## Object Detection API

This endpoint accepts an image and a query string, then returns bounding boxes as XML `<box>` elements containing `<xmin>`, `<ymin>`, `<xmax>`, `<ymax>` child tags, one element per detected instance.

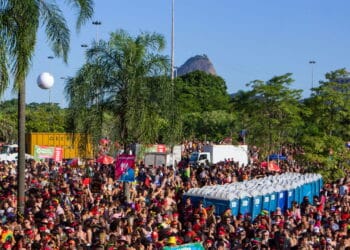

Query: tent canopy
<box><xmin>268</xmin><ymin>154</ymin><xmax>287</xmax><ymax>161</ymax></box>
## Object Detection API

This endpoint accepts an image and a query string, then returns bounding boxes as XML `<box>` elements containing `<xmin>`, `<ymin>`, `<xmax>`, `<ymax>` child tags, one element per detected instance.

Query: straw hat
<box><xmin>167</xmin><ymin>236</ymin><xmax>177</xmax><ymax>245</ymax></box>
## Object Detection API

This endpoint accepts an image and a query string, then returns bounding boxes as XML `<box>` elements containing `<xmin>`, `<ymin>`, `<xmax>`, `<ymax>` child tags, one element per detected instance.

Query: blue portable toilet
<box><xmin>183</xmin><ymin>188</ymin><xmax>204</xmax><ymax>207</ymax></box>
<box><xmin>269</xmin><ymin>189</ymin><xmax>278</xmax><ymax>212</ymax></box>
<box><xmin>229</xmin><ymin>196</ymin><xmax>240</xmax><ymax>217</ymax></box>
<box><xmin>239</xmin><ymin>192</ymin><xmax>252</xmax><ymax>216</ymax></box>
<box><xmin>277</xmin><ymin>188</ymin><xmax>287</xmax><ymax>212</ymax></box>
<box><xmin>315</xmin><ymin>175</ymin><xmax>321</xmax><ymax>195</ymax></box>
<box><xmin>295</xmin><ymin>182</ymin><xmax>302</xmax><ymax>204</ymax></box>
<box><xmin>315</xmin><ymin>174</ymin><xmax>323</xmax><ymax>197</ymax></box>
<box><xmin>310</xmin><ymin>175</ymin><xmax>317</xmax><ymax>199</ymax></box>
<box><xmin>251</xmin><ymin>191</ymin><xmax>262</xmax><ymax>220</ymax></box>
<box><xmin>285</xmin><ymin>185</ymin><xmax>295</xmax><ymax>209</ymax></box>
<box><xmin>302</xmin><ymin>181</ymin><xmax>313</xmax><ymax>202</ymax></box>
<box><xmin>204</xmin><ymin>198</ymin><xmax>230</xmax><ymax>216</ymax></box>
<box><xmin>185</xmin><ymin>195</ymin><xmax>204</xmax><ymax>208</ymax></box>
<box><xmin>319</xmin><ymin>175</ymin><xmax>324</xmax><ymax>190</ymax></box>
<box><xmin>261</xmin><ymin>189</ymin><xmax>271</xmax><ymax>212</ymax></box>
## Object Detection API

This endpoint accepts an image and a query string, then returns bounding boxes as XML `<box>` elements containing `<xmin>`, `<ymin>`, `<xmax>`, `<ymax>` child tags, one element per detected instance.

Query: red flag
<box><xmin>82</xmin><ymin>178</ymin><xmax>91</xmax><ymax>186</ymax></box>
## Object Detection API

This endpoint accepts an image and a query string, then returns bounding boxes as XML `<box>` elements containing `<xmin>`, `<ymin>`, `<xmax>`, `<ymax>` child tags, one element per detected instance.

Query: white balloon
<box><xmin>37</xmin><ymin>72</ymin><xmax>54</xmax><ymax>89</ymax></box>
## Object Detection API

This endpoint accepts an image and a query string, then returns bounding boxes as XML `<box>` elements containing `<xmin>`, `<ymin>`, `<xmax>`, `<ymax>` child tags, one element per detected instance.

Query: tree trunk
<box><xmin>17</xmin><ymin>81</ymin><xmax>26</xmax><ymax>216</ymax></box>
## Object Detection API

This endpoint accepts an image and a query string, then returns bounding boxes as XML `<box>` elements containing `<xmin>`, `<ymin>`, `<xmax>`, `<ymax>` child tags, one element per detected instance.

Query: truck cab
<box><xmin>189</xmin><ymin>152</ymin><xmax>211</xmax><ymax>166</ymax></box>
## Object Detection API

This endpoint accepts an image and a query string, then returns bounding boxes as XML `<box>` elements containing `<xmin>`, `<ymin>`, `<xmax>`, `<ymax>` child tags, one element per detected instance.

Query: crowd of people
<box><xmin>0</xmin><ymin>144</ymin><xmax>349</xmax><ymax>249</ymax></box>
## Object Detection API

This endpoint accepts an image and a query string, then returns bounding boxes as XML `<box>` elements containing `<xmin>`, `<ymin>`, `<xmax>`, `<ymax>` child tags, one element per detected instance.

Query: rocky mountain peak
<box><xmin>176</xmin><ymin>54</ymin><xmax>217</xmax><ymax>76</ymax></box>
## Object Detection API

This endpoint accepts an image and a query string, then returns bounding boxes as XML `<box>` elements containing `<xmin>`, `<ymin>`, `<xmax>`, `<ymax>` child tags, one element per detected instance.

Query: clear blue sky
<box><xmin>4</xmin><ymin>0</ymin><xmax>350</xmax><ymax>107</ymax></box>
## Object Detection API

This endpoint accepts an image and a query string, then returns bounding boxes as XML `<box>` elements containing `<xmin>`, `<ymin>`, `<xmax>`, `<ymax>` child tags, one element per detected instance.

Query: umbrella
<box><xmin>261</xmin><ymin>161</ymin><xmax>281</xmax><ymax>172</ymax></box>
<box><xmin>268</xmin><ymin>161</ymin><xmax>281</xmax><ymax>172</ymax></box>
<box><xmin>96</xmin><ymin>155</ymin><xmax>115</xmax><ymax>165</ymax></box>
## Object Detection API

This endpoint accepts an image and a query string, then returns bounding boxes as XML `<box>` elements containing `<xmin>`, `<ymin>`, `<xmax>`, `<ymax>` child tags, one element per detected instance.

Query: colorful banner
<box><xmin>119</xmin><ymin>168</ymin><xmax>135</xmax><ymax>182</ymax></box>
<box><xmin>115</xmin><ymin>154</ymin><xmax>135</xmax><ymax>182</ymax></box>
<box><xmin>163</xmin><ymin>243</ymin><xmax>204</xmax><ymax>250</ymax></box>
<box><xmin>34</xmin><ymin>145</ymin><xmax>63</xmax><ymax>162</ymax></box>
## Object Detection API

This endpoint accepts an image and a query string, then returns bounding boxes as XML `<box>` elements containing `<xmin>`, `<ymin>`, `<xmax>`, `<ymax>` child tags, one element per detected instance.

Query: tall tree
<box><xmin>0</xmin><ymin>0</ymin><xmax>93</xmax><ymax>215</ymax></box>
<box><xmin>176</xmin><ymin>70</ymin><xmax>231</xmax><ymax>114</ymax></box>
<box><xmin>175</xmin><ymin>70</ymin><xmax>231</xmax><ymax>141</ymax></box>
<box><xmin>306</xmin><ymin>68</ymin><xmax>350</xmax><ymax>138</ymax></box>
<box><xmin>300</xmin><ymin>69</ymin><xmax>350</xmax><ymax>181</ymax></box>
<box><xmin>65</xmin><ymin>29</ymin><xmax>171</xmax><ymax>149</ymax></box>
<box><xmin>234</xmin><ymin>73</ymin><xmax>303</xmax><ymax>156</ymax></box>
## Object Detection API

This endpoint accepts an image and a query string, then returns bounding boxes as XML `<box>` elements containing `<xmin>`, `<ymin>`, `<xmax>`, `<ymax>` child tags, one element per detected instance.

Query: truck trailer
<box><xmin>25</xmin><ymin>132</ymin><xmax>93</xmax><ymax>160</ymax></box>
<box><xmin>189</xmin><ymin>144</ymin><xmax>248</xmax><ymax>167</ymax></box>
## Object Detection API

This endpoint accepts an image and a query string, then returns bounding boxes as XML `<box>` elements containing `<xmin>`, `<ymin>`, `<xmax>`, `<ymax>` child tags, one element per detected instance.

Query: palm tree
<box><xmin>65</xmin><ymin>29</ymin><xmax>173</xmax><ymax>149</ymax></box>
<box><xmin>0</xmin><ymin>0</ymin><xmax>94</xmax><ymax>215</ymax></box>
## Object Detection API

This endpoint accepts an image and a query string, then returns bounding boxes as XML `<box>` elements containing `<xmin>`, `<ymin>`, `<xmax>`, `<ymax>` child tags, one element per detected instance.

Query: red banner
<box><xmin>115</xmin><ymin>154</ymin><xmax>135</xmax><ymax>180</ymax></box>
<box><xmin>54</xmin><ymin>147</ymin><xmax>63</xmax><ymax>162</ymax></box>
<box><xmin>157</xmin><ymin>144</ymin><xmax>166</xmax><ymax>153</ymax></box>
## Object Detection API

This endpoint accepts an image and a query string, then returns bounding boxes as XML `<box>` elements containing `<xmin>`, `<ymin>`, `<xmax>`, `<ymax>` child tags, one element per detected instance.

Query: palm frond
<box><xmin>39</xmin><ymin>1</ymin><xmax>70</xmax><ymax>62</ymax></box>
<box><xmin>0</xmin><ymin>37</ymin><xmax>9</xmax><ymax>96</ymax></box>
<box><xmin>66</xmin><ymin>0</ymin><xmax>94</xmax><ymax>31</ymax></box>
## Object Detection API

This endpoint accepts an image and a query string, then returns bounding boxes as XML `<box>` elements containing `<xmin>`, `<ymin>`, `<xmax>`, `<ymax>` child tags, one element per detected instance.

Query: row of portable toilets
<box><xmin>184</xmin><ymin>173</ymin><xmax>323</xmax><ymax>220</ymax></box>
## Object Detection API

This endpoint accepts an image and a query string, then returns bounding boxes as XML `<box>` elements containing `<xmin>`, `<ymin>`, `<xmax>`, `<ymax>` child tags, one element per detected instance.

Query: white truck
<box><xmin>189</xmin><ymin>144</ymin><xmax>249</xmax><ymax>167</ymax></box>
<box><xmin>143</xmin><ymin>145</ymin><xmax>182</xmax><ymax>168</ymax></box>
<box><xmin>0</xmin><ymin>144</ymin><xmax>34</xmax><ymax>162</ymax></box>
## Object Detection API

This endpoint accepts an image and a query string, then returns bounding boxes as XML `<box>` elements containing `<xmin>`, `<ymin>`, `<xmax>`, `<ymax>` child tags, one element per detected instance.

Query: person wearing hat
<box><xmin>217</xmin><ymin>229</ymin><xmax>230</xmax><ymax>249</ymax></box>
<box><xmin>204</xmin><ymin>238</ymin><xmax>214</xmax><ymax>249</ymax></box>
<box><xmin>166</xmin><ymin>236</ymin><xmax>177</xmax><ymax>246</ymax></box>
<box><xmin>171</xmin><ymin>212</ymin><xmax>182</xmax><ymax>231</ymax></box>
<box><xmin>169</xmin><ymin>220</ymin><xmax>180</xmax><ymax>234</ymax></box>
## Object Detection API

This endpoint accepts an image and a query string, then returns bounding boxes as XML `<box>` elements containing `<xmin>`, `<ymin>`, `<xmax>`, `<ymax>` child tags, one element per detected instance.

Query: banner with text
<box><xmin>34</xmin><ymin>145</ymin><xmax>63</xmax><ymax>162</ymax></box>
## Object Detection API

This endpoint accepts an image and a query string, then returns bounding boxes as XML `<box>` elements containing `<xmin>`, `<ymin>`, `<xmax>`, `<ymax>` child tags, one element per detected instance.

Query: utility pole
<box><xmin>309</xmin><ymin>60</ymin><xmax>316</xmax><ymax>89</ymax></box>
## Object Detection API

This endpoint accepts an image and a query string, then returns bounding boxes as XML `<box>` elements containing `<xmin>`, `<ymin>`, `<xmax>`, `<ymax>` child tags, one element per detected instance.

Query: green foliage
<box><xmin>298</xmin><ymin>69</ymin><xmax>350</xmax><ymax>182</ymax></box>
<box><xmin>65</xmin><ymin>30</ymin><xmax>174</xmax><ymax>147</ymax></box>
<box><xmin>182</xmin><ymin>110</ymin><xmax>235</xmax><ymax>142</ymax></box>
<box><xmin>304</xmin><ymin>69</ymin><xmax>350</xmax><ymax>138</ymax></box>
<box><xmin>175</xmin><ymin>71</ymin><xmax>232</xmax><ymax>141</ymax></box>
<box><xmin>0</xmin><ymin>100</ymin><xmax>17</xmax><ymax>143</ymax></box>
<box><xmin>176</xmin><ymin>71</ymin><xmax>231</xmax><ymax>113</ymax></box>
<box><xmin>0</xmin><ymin>100</ymin><xmax>68</xmax><ymax>142</ymax></box>
<box><xmin>26</xmin><ymin>102</ymin><xmax>67</xmax><ymax>132</ymax></box>
<box><xmin>298</xmin><ymin>135</ymin><xmax>349</xmax><ymax>182</ymax></box>
<box><xmin>232</xmin><ymin>73</ymin><xmax>303</xmax><ymax>156</ymax></box>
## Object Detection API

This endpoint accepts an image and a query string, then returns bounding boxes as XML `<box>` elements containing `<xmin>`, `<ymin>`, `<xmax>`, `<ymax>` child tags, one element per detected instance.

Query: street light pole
<box><xmin>92</xmin><ymin>21</ymin><xmax>102</xmax><ymax>41</ymax></box>
<box><xmin>309</xmin><ymin>60</ymin><xmax>316</xmax><ymax>89</ymax></box>
<box><xmin>47</xmin><ymin>56</ymin><xmax>54</xmax><ymax>104</ymax></box>
<box><xmin>171</xmin><ymin>0</ymin><xmax>175</xmax><ymax>80</ymax></box>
